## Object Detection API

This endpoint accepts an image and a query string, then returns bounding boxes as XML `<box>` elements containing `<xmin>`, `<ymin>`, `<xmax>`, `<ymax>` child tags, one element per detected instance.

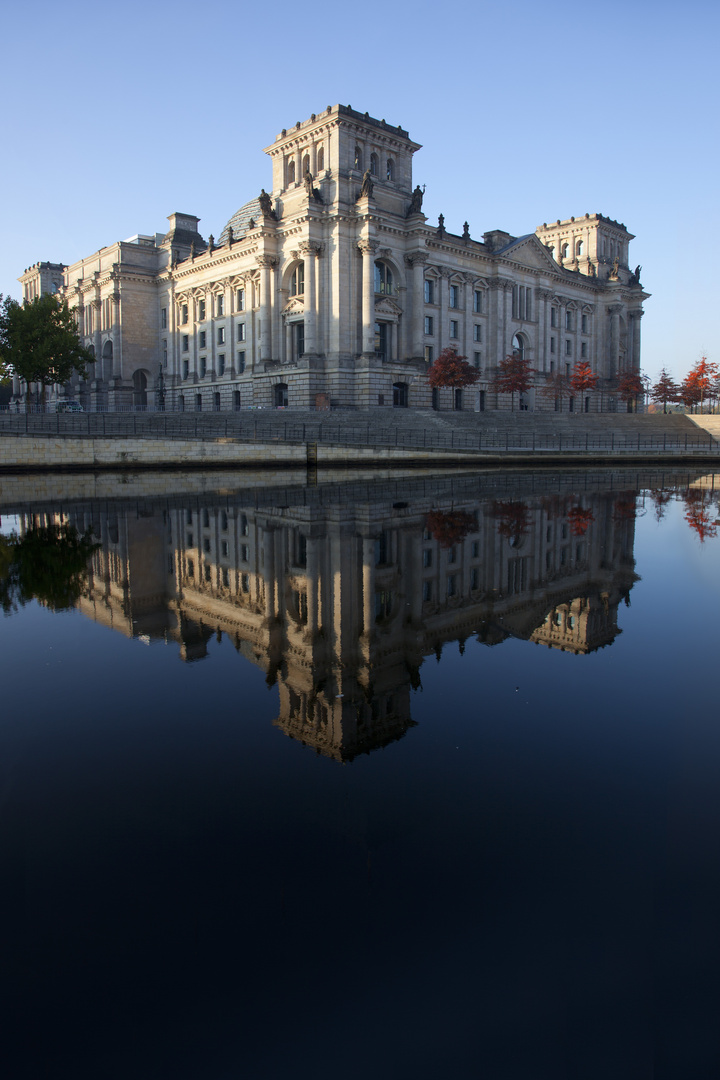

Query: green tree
<box><xmin>0</xmin><ymin>522</ymin><xmax>99</xmax><ymax>614</ymax></box>
<box><xmin>0</xmin><ymin>293</ymin><xmax>93</xmax><ymax>409</ymax></box>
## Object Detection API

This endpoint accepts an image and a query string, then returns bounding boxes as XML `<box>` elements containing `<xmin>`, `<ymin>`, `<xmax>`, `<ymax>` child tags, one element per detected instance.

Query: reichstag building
<box><xmin>16</xmin><ymin>105</ymin><xmax>648</xmax><ymax>413</ymax></box>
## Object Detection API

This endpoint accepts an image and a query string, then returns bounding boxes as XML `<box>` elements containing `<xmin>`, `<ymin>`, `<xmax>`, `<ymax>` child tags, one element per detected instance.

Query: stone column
<box><xmin>300</xmin><ymin>241</ymin><xmax>321</xmax><ymax>355</ymax></box>
<box><xmin>438</xmin><ymin>267</ymin><xmax>450</xmax><ymax>353</ymax></box>
<box><xmin>630</xmin><ymin>309</ymin><xmax>643</xmax><ymax>370</ymax></box>
<box><xmin>608</xmin><ymin>304</ymin><xmax>622</xmax><ymax>375</ymax></box>
<box><xmin>263</xmin><ymin>524</ymin><xmax>276</xmax><ymax>621</ymax></box>
<box><xmin>110</xmin><ymin>294</ymin><xmax>120</xmax><ymax>381</ymax></box>
<box><xmin>305</xmin><ymin>536</ymin><xmax>318</xmax><ymax>637</ymax></box>
<box><xmin>258</xmin><ymin>256</ymin><xmax>277</xmax><ymax>362</ymax></box>
<box><xmin>358</xmin><ymin>240</ymin><xmax>378</xmax><ymax>356</ymax></box>
<box><xmin>92</xmin><ymin>300</ymin><xmax>102</xmax><ymax>377</ymax></box>
<box><xmin>405</xmin><ymin>252</ymin><xmax>427</xmax><ymax>359</ymax></box>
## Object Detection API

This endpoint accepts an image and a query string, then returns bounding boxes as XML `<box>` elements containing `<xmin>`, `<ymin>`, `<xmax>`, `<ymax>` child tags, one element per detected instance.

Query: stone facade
<box><xmin>16</xmin><ymin>105</ymin><xmax>649</xmax><ymax>413</ymax></box>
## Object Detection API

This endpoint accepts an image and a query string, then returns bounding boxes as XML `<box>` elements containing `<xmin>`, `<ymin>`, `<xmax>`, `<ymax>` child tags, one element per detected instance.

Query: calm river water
<box><xmin>1</xmin><ymin>468</ymin><xmax>719</xmax><ymax>1079</ymax></box>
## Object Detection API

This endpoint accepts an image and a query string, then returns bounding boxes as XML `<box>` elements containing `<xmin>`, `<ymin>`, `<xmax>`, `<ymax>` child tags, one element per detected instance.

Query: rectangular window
<box><xmin>473</xmin><ymin>324</ymin><xmax>482</xmax><ymax>342</ymax></box>
<box><xmin>565</xmin><ymin>340</ymin><xmax>572</xmax><ymax>356</ymax></box>
<box><xmin>204</xmin><ymin>564</ymin><xmax>212</xmax><ymax>583</ymax></box>
<box><xmin>199</xmin><ymin>331</ymin><xmax>206</xmax><ymax>349</ymax></box>
<box><xmin>550</xmin><ymin>337</ymin><xmax>556</xmax><ymax>354</ymax></box>
<box><xmin>187</xmin><ymin>559</ymin><xmax>194</xmax><ymax>578</ymax></box>
<box><xmin>581</xmin><ymin>314</ymin><xmax>588</xmax><ymax>334</ymax></box>
<box><xmin>550</xmin><ymin>307</ymin><xmax>558</xmax><ymax>328</ymax></box>
<box><xmin>236</xmin><ymin>288</ymin><xmax>245</xmax><ymax>311</ymax></box>
<box><xmin>222</xmin><ymin>567</ymin><xmax>230</xmax><ymax>587</ymax></box>
<box><xmin>221</xmin><ymin>540</ymin><xmax>229</xmax><ymax>557</ymax></box>
<box><xmin>424</xmin><ymin>316</ymin><xmax>434</xmax><ymax>335</ymax></box>
<box><xmin>218</xmin><ymin>354</ymin><xmax>225</xmax><ymax>375</ymax></box>
<box><xmin>199</xmin><ymin>357</ymin><xmax>207</xmax><ymax>378</ymax></box>
<box><xmin>450</xmin><ymin>320</ymin><xmax>459</xmax><ymax>339</ymax></box>
<box><xmin>423</xmin><ymin>549</ymin><xmax>433</xmax><ymax>568</ymax></box>
<box><xmin>203</xmin><ymin>537</ymin><xmax>210</xmax><ymax>553</ymax></box>
<box><xmin>182</xmin><ymin>335</ymin><xmax>189</xmax><ymax>352</ymax></box>
<box><xmin>422</xmin><ymin>580</ymin><xmax>433</xmax><ymax>602</ymax></box>
<box><xmin>473</xmin><ymin>352</ymin><xmax>481</xmax><ymax>369</ymax></box>
<box><xmin>181</xmin><ymin>304</ymin><xmax>188</xmax><ymax>325</ymax></box>
<box><xmin>565</xmin><ymin>311</ymin><xmax>572</xmax><ymax>331</ymax></box>
<box><xmin>449</xmin><ymin>284</ymin><xmax>459</xmax><ymax>309</ymax></box>
<box><xmin>237</xmin><ymin>351</ymin><xmax>246</xmax><ymax>374</ymax></box>
<box><xmin>471</xmin><ymin>540</ymin><xmax>480</xmax><ymax>558</ymax></box>
<box><xmin>447</xmin><ymin>546</ymin><xmax>456</xmax><ymax>564</ymax></box>
<box><xmin>424</xmin><ymin>279</ymin><xmax>434</xmax><ymax>304</ymax></box>
<box><xmin>237</xmin><ymin>322</ymin><xmax>246</xmax><ymax>341</ymax></box>
<box><xmin>217</xmin><ymin>327</ymin><xmax>225</xmax><ymax>344</ymax></box>
<box><xmin>187</xmin><ymin>534</ymin><xmax>193</xmax><ymax>548</ymax></box>
<box><xmin>162</xmin><ymin>341</ymin><xmax>167</xmax><ymax>368</ymax></box>
<box><xmin>550</xmin><ymin>360</ymin><xmax>555</xmax><ymax>373</ymax></box>
<box><xmin>566</xmin><ymin>363</ymin><xmax>571</xmax><ymax>376</ymax></box>
<box><xmin>240</xmin><ymin>514</ymin><xmax>248</xmax><ymax>536</ymax></box>
<box><xmin>182</xmin><ymin>359</ymin><xmax>189</xmax><ymax>380</ymax></box>
<box><xmin>198</xmin><ymin>299</ymin><xmax>206</xmax><ymax>321</ymax></box>
<box><xmin>447</xmin><ymin>575</ymin><xmax>456</xmax><ymax>598</ymax></box>
<box><xmin>241</xmin><ymin>544</ymin><xmax>249</xmax><ymax>562</ymax></box>
<box><xmin>424</xmin><ymin>345</ymin><xmax>434</xmax><ymax>363</ymax></box>
<box><xmin>161</xmin><ymin>307</ymin><xmax>167</xmax><ymax>329</ymax></box>
<box><xmin>470</xmin><ymin>567</ymin><xmax>479</xmax><ymax>590</ymax></box>
<box><xmin>473</xmin><ymin>290</ymin><xmax>483</xmax><ymax>314</ymax></box>
<box><xmin>241</xmin><ymin>573</ymin><xmax>249</xmax><ymax>593</ymax></box>
<box><xmin>581</xmin><ymin>342</ymin><xmax>587</xmax><ymax>358</ymax></box>
<box><xmin>217</xmin><ymin>296</ymin><xmax>224</xmax><ymax>317</ymax></box>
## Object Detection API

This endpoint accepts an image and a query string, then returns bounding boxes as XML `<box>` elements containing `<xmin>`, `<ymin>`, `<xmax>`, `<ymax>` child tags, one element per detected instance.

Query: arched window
<box><xmin>133</xmin><ymin>369</ymin><xmax>148</xmax><ymax>409</ymax></box>
<box><xmin>370</xmin><ymin>152</ymin><xmax>378</xmax><ymax>176</ymax></box>
<box><xmin>512</xmin><ymin>334</ymin><xmax>525</xmax><ymax>360</ymax></box>
<box><xmin>102</xmin><ymin>341</ymin><xmax>113</xmax><ymax>359</ymax></box>
<box><xmin>561</xmin><ymin>242</ymin><xmax>569</xmax><ymax>259</ymax></box>
<box><xmin>354</xmin><ymin>145</ymin><xmax>363</xmax><ymax>171</ymax></box>
<box><xmin>374</xmin><ymin>261</ymin><xmax>393</xmax><ymax>295</ymax></box>
<box><xmin>317</xmin><ymin>146</ymin><xmax>324</xmax><ymax>172</ymax></box>
<box><xmin>290</xmin><ymin>263</ymin><xmax>305</xmax><ymax>296</ymax></box>
<box><xmin>87</xmin><ymin>343</ymin><xmax>95</xmax><ymax>359</ymax></box>
<box><xmin>386</xmin><ymin>158</ymin><xmax>394</xmax><ymax>181</ymax></box>
<box><xmin>576</xmin><ymin>239</ymin><xmax>584</xmax><ymax>257</ymax></box>
<box><xmin>287</xmin><ymin>158</ymin><xmax>296</xmax><ymax>184</ymax></box>
<box><xmin>302</xmin><ymin>154</ymin><xmax>310</xmax><ymax>177</ymax></box>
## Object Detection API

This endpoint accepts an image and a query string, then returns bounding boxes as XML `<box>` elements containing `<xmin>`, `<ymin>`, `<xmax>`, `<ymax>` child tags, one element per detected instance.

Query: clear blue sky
<box><xmin>2</xmin><ymin>0</ymin><xmax>717</xmax><ymax>381</ymax></box>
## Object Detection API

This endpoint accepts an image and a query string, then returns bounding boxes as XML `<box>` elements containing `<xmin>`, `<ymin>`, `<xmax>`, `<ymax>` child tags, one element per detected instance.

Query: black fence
<box><xmin>1</xmin><ymin>411</ymin><xmax>719</xmax><ymax>457</ymax></box>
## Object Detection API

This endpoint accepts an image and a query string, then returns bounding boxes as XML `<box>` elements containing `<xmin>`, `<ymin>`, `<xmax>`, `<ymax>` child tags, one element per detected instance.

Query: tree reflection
<box><xmin>0</xmin><ymin>523</ymin><xmax>99</xmax><ymax>613</ymax></box>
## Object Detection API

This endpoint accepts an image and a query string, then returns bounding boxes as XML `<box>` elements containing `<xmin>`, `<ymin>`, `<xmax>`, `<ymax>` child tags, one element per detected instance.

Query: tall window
<box><xmin>287</xmin><ymin>159</ymin><xmax>295</xmax><ymax>184</ymax></box>
<box><xmin>290</xmin><ymin>263</ymin><xmax>305</xmax><ymax>296</ymax></box>
<box><xmin>317</xmin><ymin>146</ymin><xmax>324</xmax><ymax>171</ymax></box>
<box><xmin>354</xmin><ymin>145</ymin><xmax>362</xmax><ymax>170</ymax></box>
<box><xmin>551</xmin><ymin>307</ymin><xmax>558</xmax><ymax>328</ymax></box>
<box><xmin>473</xmin><ymin>290</ymin><xmax>483</xmax><ymax>314</ymax></box>
<box><xmin>473</xmin><ymin>352</ymin><xmax>481</xmax><ymax>369</ymax></box>
<box><xmin>237</xmin><ymin>352</ymin><xmax>245</xmax><ymax>373</ymax></box>
<box><xmin>199</xmin><ymin>357</ymin><xmax>207</xmax><ymax>378</ymax></box>
<box><xmin>161</xmin><ymin>307</ymin><xmax>167</xmax><ymax>329</ymax></box>
<box><xmin>424</xmin><ymin>316</ymin><xmax>434</xmax><ymax>335</ymax></box>
<box><xmin>199</xmin><ymin>331</ymin><xmax>206</xmax><ymax>349</ymax></box>
<box><xmin>581</xmin><ymin>313</ymin><xmax>588</xmax><ymax>334</ymax></box>
<box><xmin>217</xmin><ymin>327</ymin><xmax>225</xmax><ymax>344</ymax></box>
<box><xmin>473</xmin><ymin>324</ymin><xmax>482</xmax><ymax>343</ymax></box>
<box><xmin>182</xmin><ymin>335</ymin><xmax>189</xmax><ymax>352</ymax></box>
<box><xmin>565</xmin><ymin>310</ymin><xmax>573</xmax><ymax>331</ymax></box>
<box><xmin>386</xmin><ymin>158</ymin><xmax>394</xmax><ymax>180</ymax></box>
<box><xmin>424</xmin><ymin>279</ymin><xmax>434</xmax><ymax>304</ymax></box>
<box><xmin>198</xmin><ymin>299</ymin><xmax>206</xmax><ymax>321</ymax></box>
<box><xmin>303</xmin><ymin>154</ymin><xmax>310</xmax><ymax>176</ymax></box>
<box><xmin>576</xmin><ymin>240</ymin><xmax>584</xmax><ymax>257</ymax></box>
<box><xmin>449</xmin><ymin>284</ymin><xmax>459</xmax><ymax>309</ymax></box>
<box><xmin>236</xmin><ymin>288</ymin><xmax>245</xmax><ymax>311</ymax></box>
<box><xmin>218</xmin><ymin>354</ymin><xmax>225</xmax><ymax>375</ymax></box>
<box><xmin>217</xmin><ymin>295</ymin><xmax>224</xmax><ymax>317</ymax></box>
<box><xmin>181</xmin><ymin>304</ymin><xmax>188</xmax><ymax>325</ymax></box>
<box><xmin>370</xmin><ymin>152</ymin><xmax>378</xmax><ymax>176</ymax></box>
<box><xmin>450</xmin><ymin>320</ymin><xmax>459</xmax><ymax>339</ymax></box>
<box><xmin>237</xmin><ymin>323</ymin><xmax>246</xmax><ymax>341</ymax></box>
<box><xmin>424</xmin><ymin>345</ymin><xmax>434</xmax><ymax>363</ymax></box>
<box><xmin>374</xmin><ymin>262</ymin><xmax>393</xmax><ymax>295</ymax></box>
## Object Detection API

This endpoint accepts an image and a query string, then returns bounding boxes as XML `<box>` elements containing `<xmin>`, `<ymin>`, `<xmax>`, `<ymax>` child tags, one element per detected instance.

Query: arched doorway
<box><xmin>275</xmin><ymin>383</ymin><xmax>288</xmax><ymax>408</ymax></box>
<box><xmin>132</xmin><ymin>369</ymin><xmax>147</xmax><ymax>410</ymax></box>
<box><xmin>392</xmin><ymin>382</ymin><xmax>408</xmax><ymax>408</ymax></box>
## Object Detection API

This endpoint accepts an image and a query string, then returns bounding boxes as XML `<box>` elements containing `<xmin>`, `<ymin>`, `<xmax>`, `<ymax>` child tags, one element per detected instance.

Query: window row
<box><xmin>180</xmin><ymin>351</ymin><xmax>246</xmax><ymax>380</ymax></box>
<box><xmin>424</xmin><ymin>281</ymin><xmax>485</xmax><ymax>313</ymax></box>
<box><xmin>424</xmin><ymin>317</ymin><xmax>483</xmax><ymax>342</ymax></box>
<box><xmin>176</xmin><ymin>290</ymin><xmax>245</xmax><ymax>325</ymax></box>
<box><xmin>550</xmin><ymin>308</ymin><xmax>589</xmax><ymax>333</ymax></box>
<box><xmin>286</xmin><ymin>147</ymin><xmax>325</xmax><ymax>185</ymax></box>
<box><xmin>354</xmin><ymin>147</ymin><xmax>394</xmax><ymax>180</ymax></box>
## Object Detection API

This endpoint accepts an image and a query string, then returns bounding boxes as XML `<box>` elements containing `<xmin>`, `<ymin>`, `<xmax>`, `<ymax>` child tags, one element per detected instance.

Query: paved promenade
<box><xmin>0</xmin><ymin>409</ymin><xmax>718</xmax><ymax>469</ymax></box>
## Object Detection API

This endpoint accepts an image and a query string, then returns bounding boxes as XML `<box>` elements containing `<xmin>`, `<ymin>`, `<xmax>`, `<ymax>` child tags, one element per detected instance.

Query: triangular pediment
<box><xmin>375</xmin><ymin>296</ymin><xmax>402</xmax><ymax>317</ymax></box>
<box><xmin>500</xmin><ymin>234</ymin><xmax>560</xmax><ymax>272</ymax></box>
<box><xmin>283</xmin><ymin>296</ymin><xmax>305</xmax><ymax>316</ymax></box>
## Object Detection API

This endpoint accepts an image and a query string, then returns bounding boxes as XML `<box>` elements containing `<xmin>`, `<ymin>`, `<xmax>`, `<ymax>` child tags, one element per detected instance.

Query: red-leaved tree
<box><xmin>425</xmin><ymin>509</ymin><xmax>476</xmax><ymax>549</ymax></box>
<box><xmin>682</xmin><ymin>489</ymin><xmax>718</xmax><ymax>543</ymax></box>
<box><xmin>682</xmin><ymin>356</ymin><xmax>719</xmax><ymax>413</ymax></box>
<box><xmin>493</xmin><ymin>351</ymin><xmax>534</xmax><ymax>411</ymax></box>
<box><xmin>567</xmin><ymin>505</ymin><xmax>595</xmax><ymax>536</ymax></box>
<box><xmin>617</xmin><ymin>372</ymin><xmax>645</xmax><ymax>412</ymax></box>
<box><xmin>570</xmin><ymin>361</ymin><xmax>599</xmax><ymax>397</ymax></box>
<box><xmin>491</xmin><ymin>500</ymin><xmax>530</xmax><ymax>545</ymax></box>
<box><xmin>427</xmin><ymin>348</ymin><xmax>480</xmax><ymax>392</ymax></box>
<box><xmin>651</xmin><ymin>369</ymin><xmax>679</xmax><ymax>414</ymax></box>
<box><xmin>541</xmin><ymin>371</ymin><xmax>571</xmax><ymax>412</ymax></box>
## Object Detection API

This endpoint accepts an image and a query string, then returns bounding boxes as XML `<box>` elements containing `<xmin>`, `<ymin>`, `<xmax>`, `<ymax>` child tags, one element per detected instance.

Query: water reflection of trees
<box><xmin>0</xmin><ymin>521</ymin><xmax>98</xmax><ymax>613</ymax></box>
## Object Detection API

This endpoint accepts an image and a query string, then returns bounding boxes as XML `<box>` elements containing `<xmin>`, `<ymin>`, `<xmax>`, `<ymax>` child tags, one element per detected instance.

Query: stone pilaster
<box><xmin>358</xmin><ymin>240</ymin><xmax>379</xmax><ymax>356</ymax></box>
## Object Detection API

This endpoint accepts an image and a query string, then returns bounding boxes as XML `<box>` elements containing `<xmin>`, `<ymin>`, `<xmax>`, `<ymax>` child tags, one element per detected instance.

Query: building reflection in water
<box><xmin>22</xmin><ymin>474</ymin><xmax>642</xmax><ymax>762</ymax></box>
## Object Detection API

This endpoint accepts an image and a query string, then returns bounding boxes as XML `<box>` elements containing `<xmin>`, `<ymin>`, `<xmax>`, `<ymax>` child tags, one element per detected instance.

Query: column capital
<box><xmin>607</xmin><ymin>303</ymin><xmax>623</xmax><ymax>315</ymax></box>
<box><xmin>299</xmin><ymin>241</ymin><xmax>324</xmax><ymax>257</ymax></box>
<box><xmin>405</xmin><ymin>251</ymin><xmax>428</xmax><ymax>267</ymax></box>
<box><xmin>257</xmin><ymin>255</ymin><xmax>278</xmax><ymax>270</ymax></box>
<box><xmin>357</xmin><ymin>240</ymin><xmax>379</xmax><ymax>256</ymax></box>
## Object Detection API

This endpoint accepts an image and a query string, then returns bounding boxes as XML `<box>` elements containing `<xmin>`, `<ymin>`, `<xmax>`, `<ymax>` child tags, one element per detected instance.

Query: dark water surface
<box><xmin>1</xmin><ymin>469</ymin><xmax>719</xmax><ymax>1079</ymax></box>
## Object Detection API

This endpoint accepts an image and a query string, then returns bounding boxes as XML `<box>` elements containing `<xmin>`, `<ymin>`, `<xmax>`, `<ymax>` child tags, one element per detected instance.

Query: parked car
<box><xmin>55</xmin><ymin>400</ymin><xmax>84</xmax><ymax>413</ymax></box>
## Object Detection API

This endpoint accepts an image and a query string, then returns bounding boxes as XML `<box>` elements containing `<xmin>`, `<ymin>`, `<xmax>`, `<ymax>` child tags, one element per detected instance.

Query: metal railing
<box><xmin>1</xmin><ymin>411</ymin><xmax>719</xmax><ymax>456</ymax></box>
